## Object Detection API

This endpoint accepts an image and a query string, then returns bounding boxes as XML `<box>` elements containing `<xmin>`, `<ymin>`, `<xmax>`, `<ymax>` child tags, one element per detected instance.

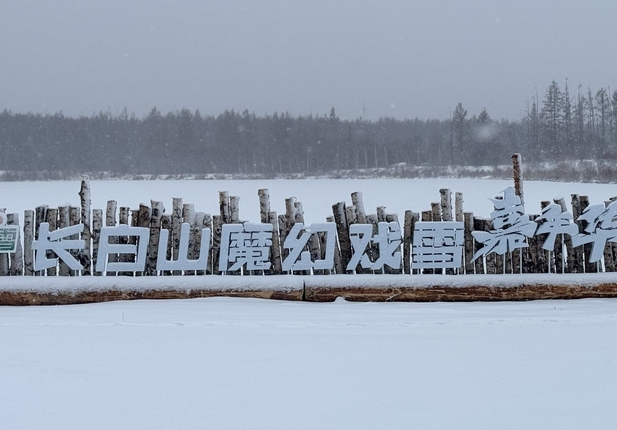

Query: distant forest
<box><xmin>1</xmin><ymin>81</ymin><xmax>616</xmax><ymax>177</ymax></box>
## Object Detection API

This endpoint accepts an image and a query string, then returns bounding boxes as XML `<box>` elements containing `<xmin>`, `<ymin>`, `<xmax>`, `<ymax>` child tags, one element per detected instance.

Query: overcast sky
<box><xmin>1</xmin><ymin>0</ymin><xmax>615</xmax><ymax>121</ymax></box>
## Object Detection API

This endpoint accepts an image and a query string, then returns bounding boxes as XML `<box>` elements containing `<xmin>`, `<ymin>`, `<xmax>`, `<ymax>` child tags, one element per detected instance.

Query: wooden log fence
<box><xmin>4</xmin><ymin>161</ymin><xmax>617</xmax><ymax>281</ymax></box>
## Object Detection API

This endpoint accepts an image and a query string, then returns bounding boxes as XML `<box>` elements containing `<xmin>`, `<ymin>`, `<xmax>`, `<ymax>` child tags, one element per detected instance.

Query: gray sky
<box><xmin>1</xmin><ymin>0</ymin><xmax>616</xmax><ymax>121</ymax></box>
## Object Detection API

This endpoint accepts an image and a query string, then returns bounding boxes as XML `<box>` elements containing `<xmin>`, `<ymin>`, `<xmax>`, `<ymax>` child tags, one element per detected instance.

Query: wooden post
<box><xmin>57</xmin><ymin>206</ymin><xmax>70</xmax><ymax>276</ymax></box>
<box><xmin>69</xmin><ymin>206</ymin><xmax>80</xmax><ymax>276</ymax></box>
<box><xmin>204</xmin><ymin>214</ymin><xmax>213</xmax><ymax>274</ymax></box>
<box><xmin>553</xmin><ymin>197</ymin><xmax>571</xmax><ymax>273</ymax></box>
<box><xmin>0</xmin><ymin>209</ymin><xmax>7</xmax><ymax>275</ymax></box>
<box><xmin>403</xmin><ymin>210</ymin><xmax>413</xmax><ymax>274</ymax></box>
<box><xmin>327</xmin><ymin>215</ymin><xmax>343</xmax><ymax>274</ymax></box>
<box><xmin>229</xmin><ymin>196</ymin><xmax>240</xmax><ymax>224</ymax></box>
<box><xmin>146</xmin><ymin>200</ymin><xmax>164</xmax><ymax>276</ymax></box>
<box><xmin>194</xmin><ymin>212</ymin><xmax>206</xmax><ymax>275</ymax></box>
<box><xmin>117</xmin><ymin>207</ymin><xmax>132</xmax><ymax>276</ymax></box>
<box><xmin>212</xmin><ymin>215</ymin><xmax>222</xmax><ymax>275</ymax></box>
<box><xmin>172</xmin><ymin>197</ymin><xmax>183</xmax><ymax>275</ymax></box>
<box><xmin>512</xmin><ymin>153</ymin><xmax>524</xmax><ymax>205</ymax></box>
<box><xmin>79</xmin><ymin>177</ymin><xmax>92</xmax><ymax>275</ymax></box>
<box><xmin>45</xmin><ymin>208</ymin><xmax>58</xmax><ymax>276</ymax></box>
<box><xmin>579</xmin><ymin>195</ymin><xmax>597</xmax><ymax>273</ymax></box>
<box><xmin>332</xmin><ymin>202</ymin><xmax>352</xmax><ymax>273</ymax></box>
<box><xmin>34</xmin><ymin>205</ymin><xmax>48</xmax><ymax>276</ymax></box>
<box><xmin>455</xmin><ymin>192</ymin><xmax>464</xmax><ymax>222</ymax></box>
<box><xmin>182</xmin><ymin>203</ymin><xmax>196</xmax><ymax>275</ymax></box>
<box><xmin>473</xmin><ymin>217</ymin><xmax>485</xmax><ymax>274</ymax></box>
<box><xmin>7</xmin><ymin>214</ymin><xmax>23</xmax><ymax>276</ymax></box>
<box><xmin>160</xmin><ymin>214</ymin><xmax>172</xmax><ymax>276</ymax></box>
<box><xmin>135</xmin><ymin>204</ymin><xmax>151</xmax><ymax>277</ymax></box>
<box><xmin>351</xmin><ymin>192</ymin><xmax>367</xmax><ymax>224</ymax></box>
<box><xmin>219</xmin><ymin>191</ymin><xmax>230</xmax><ymax>224</ymax></box>
<box><xmin>92</xmin><ymin>209</ymin><xmax>103</xmax><ymax>276</ymax></box>
<box><xmin>269</xmin><ymin>211</ymin><xmax>283</xmax><ymax>274</ymax></box>
<box><xmin>23</xmin><ymin>210</ymin><xmax>34</xmax><ymax>276</ymax></box>
<box><xmin>258</xmin><ymin>189</ymin><xmax>271</xmax><ymax>224</ymax></box>
<box><xmin>105</xmin><ymin>201</ymin><xmax>118</xmax><ymax>276</ymax></box>
<box><xmin>571</xmin><ymin>194</ymin><xmax>584</xmax><ymax>273</ymax></box>
<box><xmin>385</xmin><ymin>213</ymin><xmax>401</xmax><ymax>274</ymax></box>
<box><xmin>603</xmin><ymin>201</ymin><xmax>615</xmax><ymax>272</ymax></box>
<box><xmin>463</xmin><ymin>212</ymin><xmax>475</xmax><ymax>274</ymax></box>
<box><xmin>440</xmin><ymin>189</ymin><xmax>453</xmax><ymax>221</ymax></box>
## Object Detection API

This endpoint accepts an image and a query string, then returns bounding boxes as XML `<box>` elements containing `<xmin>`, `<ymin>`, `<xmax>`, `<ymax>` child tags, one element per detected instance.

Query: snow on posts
<box><xmin>79</xmin><ymin>177</ymin><xmax>92</xmax><ymax>276</ymax></box>
<box><xmin>332</xmin><ymin>202</ymin><xmax>352</xmax><ymax>273</ymax></box>
<box><xmin>91</xmin><ymin>209</ymin><xmax>103</xmax><ymax>276</ymax></box>
<box><xmin>23</xmin><ymin>210</ymin><xmax>34</xmax><ymax>276</ymax></box>
<box><xmin>7</xmin><ymin>213</ymin><xmax>23</xmax><ymax>276</ymax></box>
<box><xmin>145</xmin><ymin>200</ymin><xmax>164</xmax><ymax>276</ymax></box>
<box><xmin>171</xmin><ymin>197</ymin><xmax>183</xmax><ymax>276</ymax></box>
<box><xmin>45</xmin><ymin>208</ymin><xmax>58</xmax><ymax>276</ymax></box>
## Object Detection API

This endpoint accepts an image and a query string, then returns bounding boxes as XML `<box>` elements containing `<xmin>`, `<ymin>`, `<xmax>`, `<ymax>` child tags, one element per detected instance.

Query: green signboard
<box><xmin>0</xmin><ymin>226</ymin><xmax>19</xmax><ymax>253</ymax></box>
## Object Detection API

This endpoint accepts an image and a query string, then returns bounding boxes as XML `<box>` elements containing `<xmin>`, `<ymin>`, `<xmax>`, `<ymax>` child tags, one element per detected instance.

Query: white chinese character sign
<box><xmin>412</xmin><ymin>221</ymin><xmax>464</xmax><ymax>269</ymax></box>
<box><xmin>347</xmin><ymin>222</ymin><xmax>402</xmax><ymax>271</ymax></box>
<box><xmin>472</xmin><ymin>187</ymin><xmax>536</xmax><ymax>261</ymax></box>
<box><xmin>0</xmin><ymin>212</ymin><xmax>19</xmax><ymax>253</ymax></box>
<box><xmin>572</xmin><ymin>201</ymin><xmax>617</xmax><ymax>263</ymax></box>
<box><xmin>219</xmin><ymin>223</ymin><xmax>273</xmax><ymax>272</ymax></box>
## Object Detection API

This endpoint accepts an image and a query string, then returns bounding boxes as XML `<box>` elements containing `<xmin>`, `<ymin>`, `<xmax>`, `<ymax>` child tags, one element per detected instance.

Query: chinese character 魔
<box><xmin>219</xmin><ymin>223</ymin><xmax>273</xmax><ymax>272</ymax></box>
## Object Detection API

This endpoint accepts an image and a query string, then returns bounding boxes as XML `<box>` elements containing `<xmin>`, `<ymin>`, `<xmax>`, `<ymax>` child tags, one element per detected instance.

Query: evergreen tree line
<box><xmin>1</xmin><ymin>81</ymin><xmax>616</xmax><ymax>176</ymax></box>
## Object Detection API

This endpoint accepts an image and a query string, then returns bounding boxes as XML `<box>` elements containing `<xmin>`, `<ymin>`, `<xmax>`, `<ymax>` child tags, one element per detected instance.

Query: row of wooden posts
<box><xmin>0</xmin><ymin>183</ymin><xmax>614</xmax><ymax>277</ymax></box>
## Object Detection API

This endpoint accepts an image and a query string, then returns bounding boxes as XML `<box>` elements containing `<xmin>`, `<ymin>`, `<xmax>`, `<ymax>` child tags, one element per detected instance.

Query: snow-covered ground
<box><xmin>2</xmin><ymin>297</ymin><xmax>617</xmax><ymax>430</ymax></box>
<box><xmin>3</xmin><ymin>178</ymin><xmax>617</xmax><ymax>429</ymax></box>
